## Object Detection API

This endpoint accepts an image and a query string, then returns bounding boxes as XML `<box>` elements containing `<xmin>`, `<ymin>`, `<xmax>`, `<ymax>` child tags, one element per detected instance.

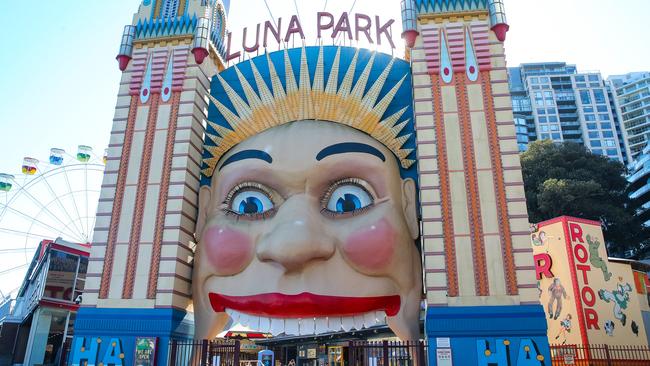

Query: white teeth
<box><xmin>239</xmin><ymin>313</ymin><xmax>250</xmax><ymax>327</ymax></box>
<box><xmin>300</xmin><ymin>318</ymin><xmax>315</xmax><ymax>335</ymax></box>
<box><xmin>341</xmin><ymin>316</ymin><xmax>354</xmax><ymax>332</ymax></box>
<box><xmin>353</xmin><ymin>315</ymin><xmax>365</xmax><ymax>330</ymax></box>
<box><xmin>259</xmin><ymin>317</ymin><xmax>271</xmax><ymax>333</ymax></box>
<box><xmin>375</xmin><ymin>311</ymin><xmax>387</xmax><ymax>325</ymax></box>
<box><xmin>223</xmin><ymin>310</ymin><xmax>387</xmax><ymax>336</ymax></box>
<box><xmin>285</xmin><ymin>319</ymin><xmax>300</xmax><ymax>335</ymax></box>
<box><xmin>363</xmin><ymin>312</ymin><xmax>378</xmax><ymax>327</ymax></box>
<box><xmin>328</xmin><ymin>317</ymin><xmax>342</xmax><ymax>332</ymax></box>
<box><xmin>248</xmin><ymin>315</ymin><xmax>260</xmax><ymax>330</ymax></box>
<box><xmin>270</xmin><ymin>318</ymin><xmax>284</xmax><ymax>336</ymax></box>
<box><xmin>315</xmin><ymin>317</ymin><xmax>329</xmax><ymax>334</ymax></box>
<box><xmin>225</xmin><ymin>309</ymin><xmax>240</xmax><ymax>323</ymax></box>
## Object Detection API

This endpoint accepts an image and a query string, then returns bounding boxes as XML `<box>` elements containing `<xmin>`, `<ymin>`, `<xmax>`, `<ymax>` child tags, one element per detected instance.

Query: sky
<box><xmin>0</xmin><ymin>0</ymin><xmax>648</xmax><ymax>294</ymax></box>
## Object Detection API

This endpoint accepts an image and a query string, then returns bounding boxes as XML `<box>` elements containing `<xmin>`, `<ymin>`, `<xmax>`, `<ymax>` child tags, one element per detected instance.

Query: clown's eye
<box><xmin>230</xmin><ymin>190</ymin><xmax>274</xmax><ymax>214</ymax></box>
<box><xmin>325</xmin><ymin>182</ymin><xmax>374</xmax><ymax>215</ymax></box>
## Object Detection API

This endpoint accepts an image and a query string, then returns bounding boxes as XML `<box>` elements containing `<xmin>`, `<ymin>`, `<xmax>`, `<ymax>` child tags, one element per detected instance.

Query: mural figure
<box><xmin>554</xmin><ymin>314</ymin><xmax>572</xmax><ymax>344</ymax></box>
<box><xmin>632</xmin><ymin>321</ymin><xmax>640</xmax><ymax>336</ymax></box>
<box><xmin>192</xmin><ymin>47</ymin><xmax>422</xmax><ymax>340</ymax></box>
<box><xmin>547</xmin><ymin>278</ymin><xmax>567</xmax><ymax>320</ymax></box>
<box><xmin>586</xmin><ymin>234</ymin><xmax>612</xmax><ymax>281</ymax></box>
<box><xmin>604</xmin><ymin>320</ymin><xmax>615</xmax><ymax>337</ymax></box>
<box><xmin>599</xmin><ymin>280</ymin><xmax>632</xmax><ymax>326</ymax></box>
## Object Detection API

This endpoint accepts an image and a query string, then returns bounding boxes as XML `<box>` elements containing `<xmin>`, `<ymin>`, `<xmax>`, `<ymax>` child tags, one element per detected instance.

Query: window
<box><xmin>541</xmin><ymin>125</ymin><xmax>549</xmax><ymax>132</ymax></box>
<box><xmin>549</xmin><ymin>116</ymin><xmax>558</xmax><ymax>122</ymax></box>
<box><xmin>539</xmin><ymin>117</ymin><xmax>547</xmax><ymax>123</ymax></box>
<box><xmin>541</xmin><ymin>133</ymin><xmax>550</xmax><ymax>139</ymax></box>
<box><xmin>587</xmin><ymin>123</ymin><xmax>598</xmax><ymax>130</ymax></box>
<box><xmin>603</xmin><ymin>131</ymin><xmax>614</xmax><ymax>138</ymax></box>
<box><xmin>550</xmin><ymin>125</ymin><xmax>559</xmax><ymax>131</ymax></box>
<box><xmin>537</xmin><ymin>108</ymin><xmax>546</xmax><ymax>115</ymax></box>
<box><xmin>584</xmin><ymin>106</ymin><xmax>594</xmax><ymax>113</ymax></box>
<box><xmin>531</xmin><ymin>77</ymin><xmax>540</xmax><ymax>84</ymax></box>
<box><xmin>605</xmin><ymin>140</ymin><xmax>616</xmax><ymax>147</ymax></box>
<box><xmin>161</xmin><ymin>0</ymin><xmax>180</xmax><ymax>18</ymax></box>
<box><xmin>601</xmin><ymin>123</ymin><xmax>612</xmax><ymax>129</ymax></box>
<box><xmin>547</xmin><ymin>108</ymin><xmax>557</xmax><ymax>114</ymax></box>
<box><xmin>544</xmin><ymin>91</ymin><xmax>553</xmax><ymax>98</ymax></box>
<box><xmin>592</xmin><ymin>149</ymin><xmax>603</xmax><ymax>155</ymax></box>
<box><xmin>589</xmin><ymin>75</ymin><xmax>600</xmax><ymax>82</ymax></box>
<box><xmin>575</xmin><ymin>75</ymin><xmax>586</xmax><ymax>82</ymax></box>
<box><xmin>541</xmin><ymin>77</ymin><xmax>550</xmax><ymax>83</ymax></box>
<box><xmin>599</xmin><ymin>114</ymin><xmax>610</xmax><ymax>121</ymax></box>
<box><xmin>552</xmin><ymin>133</ymin><xmax>561</xmax><ymax>139</ymax></box>
<box><xmin>607</xmin><ymin>149</ymin><xmax>618</xmax><ymax>156</ymax></box>
<box><xmin>588</xmin><ymin>132</ymin><xmax>599</xmax><ymax>138</ymax></box>
<box><xmin>594</xmin><ymin>89</ymin><xmax>606</xmax><ymax>104</ymax></box>
<box><xmin>591</xmin><ymin>140</ymin><xmax>602</xmax><ymax>147</ymax></box>
<box><xmin>580</xmin><ymin>90</ymin><xmax>592</xmax><ymax>105</ymax></box>
<box><xmin>585</xmin><ymin>114</ymin><xmax>596</xmax><ymax>121</ymax></box>
<box><xmin>597</xmin><ymin>105</ymin><xmax>608</xmax><ymax>113</ymax></box>
<box><xmin>577</xmin><ymin>83</ymin><xmax>588</xmax><ymax>88</ymax></box>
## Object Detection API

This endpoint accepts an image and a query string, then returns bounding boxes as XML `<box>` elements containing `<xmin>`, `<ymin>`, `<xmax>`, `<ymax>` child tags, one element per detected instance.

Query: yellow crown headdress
<box><xmin>202</xmin><ymin>46</ymin><xmax>415</xmax><ymax>178</ymax></box>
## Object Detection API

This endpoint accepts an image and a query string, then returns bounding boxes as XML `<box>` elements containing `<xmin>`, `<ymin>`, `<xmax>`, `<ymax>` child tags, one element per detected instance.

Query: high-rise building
<box><xmin>609</xmin><ymin>72</ymin><xmax>650</xmax><ymax>161</ymax></box>
<box><xmin>508</xmin><ymin>63</ymin><xmax>631</xmax><ymax>163</ymax></box>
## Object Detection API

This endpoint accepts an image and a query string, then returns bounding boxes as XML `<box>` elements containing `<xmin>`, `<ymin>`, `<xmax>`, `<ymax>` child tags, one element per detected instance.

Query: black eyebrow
<box><xmin>219</xmin><ymin>149</ymin><xmax>273</xmax><ymax>170</ymax></box>
<box><xmin>316</xmin><ymin>142</ymin><xmax>385</xmax><ymax>162</ymax></box>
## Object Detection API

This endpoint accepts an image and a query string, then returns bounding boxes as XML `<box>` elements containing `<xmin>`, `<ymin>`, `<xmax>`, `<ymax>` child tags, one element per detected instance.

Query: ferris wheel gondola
<box><xmin>0</xmin><ymin>145</ymin><xmax>105</xmax><ymax>300</ymax></box>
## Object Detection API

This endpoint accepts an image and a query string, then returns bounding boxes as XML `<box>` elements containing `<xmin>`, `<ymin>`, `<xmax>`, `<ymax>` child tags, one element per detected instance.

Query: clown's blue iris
<box><xmin>327</xmin><ymin>184</ymin><xmax>373</xmax><ymax>214</ymax></box>
<box><xmin>231</xmin><ymin>190</ymin><xmax>273</xmax><ymax>215</ymax></box>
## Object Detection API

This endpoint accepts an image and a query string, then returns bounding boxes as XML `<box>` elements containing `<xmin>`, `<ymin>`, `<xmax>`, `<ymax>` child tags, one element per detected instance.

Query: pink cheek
<box><xmin>203</xmin><ymin>226</ymin><xmax>253</xmax><ymax>275</ymax></box>
<box><xmin>343</xmin><ymin>218</ymin><xmax>396</xmax><ymax>270</ymax></box>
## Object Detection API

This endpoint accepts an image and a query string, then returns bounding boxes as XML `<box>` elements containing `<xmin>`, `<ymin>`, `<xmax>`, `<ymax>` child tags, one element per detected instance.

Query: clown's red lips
<box><xmin>209</xmin><ymin>292</ymin><xmax>401</xmax><ymax>318</ymax></box>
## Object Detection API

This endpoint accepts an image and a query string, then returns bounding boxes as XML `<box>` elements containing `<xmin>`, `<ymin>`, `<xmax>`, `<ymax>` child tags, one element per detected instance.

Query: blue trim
<box><xmin>425</xmin><ymin>305</ymin><xmax>551</xmax><ymax>365</ymax></box>
<box><xmin>70</xmin><ymin>308</ymin><xmax>194</xmax><ymax>366</ymax></box>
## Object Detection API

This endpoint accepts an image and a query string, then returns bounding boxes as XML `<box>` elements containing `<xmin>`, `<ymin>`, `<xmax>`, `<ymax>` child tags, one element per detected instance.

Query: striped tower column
<box><xmin>71</xmin><ymin>1</ymin><xmax>228</xmax><ymax>364</ymax></box>
<box><xmin>406</xmin><ymin>2</ymin><xmax>551</xmax><ymax>364</ymax></box>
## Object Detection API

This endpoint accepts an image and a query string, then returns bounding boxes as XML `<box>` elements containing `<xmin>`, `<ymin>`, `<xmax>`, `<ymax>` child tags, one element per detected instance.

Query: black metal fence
<box><xmin>551</xmin><ymin>344</ymin><xmax>650</xmax><ymax>365</ymax></box>
<box><xmin>169</xmin><ymin>339</ymin><xmax>242</xmax><ymax>366</ymax></box>
<box><xmin>348</xmin><ymin>340</ymin><xmax>427</xmax><ymax>366</ymax></box>
<box><xmin>169</xmin><ymin>339</ymin><xmax>427</xmax><ymax>366</ymax></box>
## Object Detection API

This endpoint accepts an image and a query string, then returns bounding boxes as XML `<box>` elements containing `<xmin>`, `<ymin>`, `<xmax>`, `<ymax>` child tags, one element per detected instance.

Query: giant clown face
<box><xmin>193</xmin><ymin>45</ymin><xmax>422</xmax><ymax>340</ymax></box>
<box><xmin>193</xmin><ymin>120</ymin><xmax>422</xmax><ymax>340</ymax></box>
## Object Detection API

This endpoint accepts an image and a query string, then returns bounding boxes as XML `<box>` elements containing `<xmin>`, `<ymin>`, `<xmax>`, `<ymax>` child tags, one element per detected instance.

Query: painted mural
<box><xmin>532</xmin><ymin>216</ymin><xmax>649</xmax><ymax>347</ymax></box>
<box><xmin>193</xmin><ymin>46</ymin><xmax>423</xmax><ymax>341</ymax></box>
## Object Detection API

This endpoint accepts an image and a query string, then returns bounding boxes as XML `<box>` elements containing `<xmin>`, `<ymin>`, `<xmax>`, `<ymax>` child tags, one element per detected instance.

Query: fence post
<box><xmin>382</xmin><ymin>340</ymin><xmax>389</xmax><ymax>366</ymax></box>
<box><xmin>201</xmin><ymin>339</ymin><xmax>209</xmax><ymax>366</ymax></box>
<box><xmin>604</xmin><ymin>344</ymin><xmax>612</xmax><ymax>366</ymax></box>
<box><xmin>169</xmin><ymin>340</ymin><xmax>177</xmax><ymax>366</ymax></box>
<box><xmin>234</xmin><ymin>339</ymin><xmax>241</xmax><ymax>366</ymax></box>
<box><xmin>416</xmin><ymin>340</ymin><xmax>424</xmax><ymax>366</ymax></box>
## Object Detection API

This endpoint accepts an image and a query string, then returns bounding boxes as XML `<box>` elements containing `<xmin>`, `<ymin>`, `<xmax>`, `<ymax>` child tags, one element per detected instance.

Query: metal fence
<box><xmin>348</xmin><ymin>340</ymin><xmax>427</xmax><ymax>366</ymax></box>
<box><xmin>551</xmin><ymin>344</ymin><xmax>650</xmax><ymax>365</ymax></box>
<box><xmin>169</xmin><ymin>339</ymin><xmax>426</xmax><ymax>366</ymax></box>
<box><xmin>169</xmin><ymin>339</ymin><xmax>243</xmax><ymax>366</ymax></box>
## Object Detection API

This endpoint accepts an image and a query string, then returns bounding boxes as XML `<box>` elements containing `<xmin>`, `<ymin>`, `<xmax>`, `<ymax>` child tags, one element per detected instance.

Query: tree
<box><xmin>520</xmin><ymin>140</ymin><xmax>650</xmax><ymax>259</ymax></box>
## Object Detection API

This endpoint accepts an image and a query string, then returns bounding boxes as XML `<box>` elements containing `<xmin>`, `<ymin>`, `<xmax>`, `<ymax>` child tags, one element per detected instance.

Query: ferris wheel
<box><xmin>0</xmin><ymin>146</ymin><xmax>106</xmax><ymax>300</ymax></box>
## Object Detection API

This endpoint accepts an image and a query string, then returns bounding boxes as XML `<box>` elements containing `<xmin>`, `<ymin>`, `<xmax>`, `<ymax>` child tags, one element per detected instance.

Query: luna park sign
<box><xmin>225</xmin><ymin>12</ymin><xmax>396</xmax><ymax>62</ymax></box>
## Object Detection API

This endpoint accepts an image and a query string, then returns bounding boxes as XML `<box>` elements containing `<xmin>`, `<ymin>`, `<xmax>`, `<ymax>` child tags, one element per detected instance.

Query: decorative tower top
<box><xmin>401</xmin><ymin>0</ymin><xmax>510</xmax><ymax>46</ymax></box>
<box><xmin>115</xmin><ymin>0</ymin><xmax>230</xmax><ymax>70</ymax></box>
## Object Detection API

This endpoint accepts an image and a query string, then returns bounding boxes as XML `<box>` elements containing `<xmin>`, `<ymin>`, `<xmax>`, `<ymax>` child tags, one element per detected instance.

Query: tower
<box><xmin>70</xmin><ymin>1</ymin><xmax>228</xmax><ymax>364</ymax></box>
<box><xmin>402</xmin><ymin>0</ymin><xmax>551</xmax><ymax>363</ymax></box>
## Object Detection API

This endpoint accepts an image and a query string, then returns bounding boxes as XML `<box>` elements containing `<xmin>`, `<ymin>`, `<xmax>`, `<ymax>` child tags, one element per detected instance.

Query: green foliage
<box><xmin>521</xmin><ymin>140</ymin><xmax>650</xmax><ymax>259</ymax></box>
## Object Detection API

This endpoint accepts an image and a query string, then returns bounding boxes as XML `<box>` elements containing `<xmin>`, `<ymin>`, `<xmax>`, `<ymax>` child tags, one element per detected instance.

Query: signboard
<box><xmin>564</xmin><ymin>354</ymin><xmax>575</xmax><ymax>364</ymax></box>
<box><xmin>436</xmin><ymin>337</ymin><xmax>451</xmax><ymax>348</ymax></box>
<box><xmin>532</xmin><ymin>217</ymin><xmax>649</xmax><ymax>347</ymax></box>
<box><xmin>436</xmin><ymin>348</ymin><xmax>453</xmax><ymax>366</ymax></box>
<box><xmin>134</xmin><ymin>337</ymin><xmax>157</xmax><ymax>366</ymax></box>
